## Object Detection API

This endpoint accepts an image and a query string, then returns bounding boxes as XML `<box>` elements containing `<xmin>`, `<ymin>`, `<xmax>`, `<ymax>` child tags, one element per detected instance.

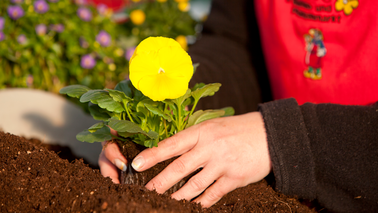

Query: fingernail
<box><xmin>132</xmin><ymin>156</ymin><xmax>144</xmax><ymax>170</ymax></box>
<box><xmin>114</xmin><ymin>159</ymin><xmax>127</xmax><ymax>172</ymax></box>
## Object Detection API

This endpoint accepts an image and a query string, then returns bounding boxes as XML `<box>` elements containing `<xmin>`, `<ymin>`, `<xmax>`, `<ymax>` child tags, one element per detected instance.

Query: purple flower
<box><xmin>0</xmin><ymin>32</ymin><xmax>5</xmax><ymax>42</ymax></box>
<box><xmin>125</xmin><ymin>47</ymin><xmax>136</xmax><ymax>61</ymax></box>
<box><xmin>35</xmin><ymin>24</ymin><xmax>47</xmax><ymax>36</ymax></box>
<box><xmin>77</xmin><ymin>7</ymin><xmax>92</xmax><ymax>21</ymax></box>
<box><xmin>34</xmin><ymin>0</ymin><xmax>49</xmax><ymax>14</ymax></box>
<box><xmin>0</xmin><ymin>17</ymin><xmax>4</xmax><ymax>31</ymax></box>
<box><xmin>97</xmin><ymin>4</ymin><xmax>107</xmax><ymax>16</ymax></box>
<box><xmin>17</xmin><ymin>34</ymin><xmax>27</xmax><ymax>44</ymax></box>
<box><xmin>96</xmin><ymin>30</ymin><xmax>111</xmax><ymax>47</ymax></box>
<box><xmin>11</xmin><ymin>0</ymin><xmax>23</xmax><ymax>4</ymax></box>
<box><xmin>7</xmin><ymin>5</ymin><xmax>24</xmax><ymax>20</ymax></box>
<box><xmin>50</xmin><ymin>23</ymin><xmax>64</xmax><ymax>33</ymax></box>
<box><xmin>81</xmin><ymin>54</ymin><xmax>96</xmax><ymax>69</ymax></box>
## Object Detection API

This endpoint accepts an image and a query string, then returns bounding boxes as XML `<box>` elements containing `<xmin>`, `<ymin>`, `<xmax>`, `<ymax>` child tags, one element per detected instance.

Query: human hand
<box><xmin>131</xmin><ymin>111</ymin><xmax>272</xmax><ymax>208</ymax></box>
<box><xmin>98</xmin><ymin>129</ymin><xmax>126</xmax><ymax>184</ymax></box>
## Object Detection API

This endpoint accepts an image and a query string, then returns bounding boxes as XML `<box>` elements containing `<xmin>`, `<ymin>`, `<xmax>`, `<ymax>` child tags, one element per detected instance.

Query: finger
<box><xmin>193</xmin><ymin>176</ymin><xmax>238</xmax><ymax>208</ymax></box>
<box><xmin>171</xmin><ymin>164</ymin><xmax>221</xmax><ymax>202</ymax></box>
<box><xmin>144</xmin><ymin>148</ymin><xmax>206</xmax><ymax>193</ymax></box>
<box><xmin>131</xmin><ymin>125</ymin><xmax>201</xmax><ymax>172</ymax></box>
<box><xmin>102</xmin><ymin>141</ymin><xmax>127</xmax><ymax>172</ymax></box>
<box><xmin>98</xmin><ymin>151</ymin><xmax>120</xmax><ymax>184</ymax></box>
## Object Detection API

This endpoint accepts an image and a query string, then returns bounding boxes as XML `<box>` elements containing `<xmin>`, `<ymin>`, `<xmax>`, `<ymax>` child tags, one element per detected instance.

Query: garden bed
<box><xmin>0</xmin><ymin>131</ymin><xmax>318</xmax><ymax>212</ymax></box>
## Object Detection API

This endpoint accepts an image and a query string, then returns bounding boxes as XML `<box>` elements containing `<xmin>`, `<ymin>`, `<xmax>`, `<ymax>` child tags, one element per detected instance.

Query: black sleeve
<box><xmin>259</xmin><ymin>98</ymin><xmax>378</xmax><ymax>212</ymax></box>
<box><xmin>188</xmin><ymin>0</ymin><xmax>271</xmax><ymax>115</ymax></box>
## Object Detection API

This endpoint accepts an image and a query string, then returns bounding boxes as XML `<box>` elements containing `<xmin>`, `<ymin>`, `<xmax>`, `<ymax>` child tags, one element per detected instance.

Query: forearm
<box><xmin>259</xmin><ymin>98</ymin><xmax>378</xmax><ymax>212</ymax></box>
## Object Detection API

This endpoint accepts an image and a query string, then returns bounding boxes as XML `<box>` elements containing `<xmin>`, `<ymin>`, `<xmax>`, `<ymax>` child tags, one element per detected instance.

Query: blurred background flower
<box><xmin>0</xmin><ymin>0</ymin><xmax>211</xmax><ymax>96</ymax></box>
<box><xmin>17</xmin><ymin>34</ymin><xmax>27</xmax><ymax>44</ymax></box>
<box><xmin>81</xmin><ymin>54</ymin><xmax>96</xmax><ymax>69</ymax></box>
<box><xmin>0</xmin><ymin>17</ymin><xmax>4</xmax><ymax>30</ymax></box>
<box><xmin>35</xmin><ymin>24</ymin><xmax>47</xmax><ymax>36</ymax></box>
<box><xmin>96</xmin><ymin>30</ymin><xmax>111</xmax><ymax>47</ymax></box>
<box><xmin>50</xmin><ymin>23</ymin><xmax>64</xmax><ymax>33</ymax></box>
<box><xmin>77</xmin><ymin>7</ymin><xmax>92</xmax><ymax>21</ymax></box>
<box><xmin>34</xmin><ymin>0</ymin><xmax>49</xmax><ymax>14</ymax></box>
<box><xmin>7</xmin><ymin>5</ymin><xmax>24</xmax><ymax>20</ymax></box>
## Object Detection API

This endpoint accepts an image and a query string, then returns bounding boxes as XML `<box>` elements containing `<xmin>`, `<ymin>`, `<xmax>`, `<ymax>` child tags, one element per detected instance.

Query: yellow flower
<box><xmin>157</xmin><ymin>0</ymin><xmax>167</xmax><ymax>2</ymax></box>
<box><xmin>114</xmin><ymin>48</ymin><xmax>124</xmax><ymax>57</ymax></box>
<box><xmin>130</xmin><ymin>9</ymin><xmax>146</xmax><ymax>25</ymax></box>
<box><xmin>175</xmin><ymin>35</ymin><xmax>188</xmax><ymax>51</ymax></box>
<box><xmin>108</xmin><ymin>63</ymin><xmax>116</xmax><ymax>71</ymax></box>
<box><xmin>129</xmin><ymin>37</ymin><xmax>193</xmax><ymax>101</ymax></box>
<box><xmin>178</xmin><ymin>2</ymin><xmax>190</xmax><ymax>12</ymax></box>
<box><xmin>174</xmin><ymin>0</ymin><xmax>189</xmax><ymax>2</ymax></box>
<box><xmin>335</xmin><ymin>0</ymin><xmax>359</xmax><ymax>15</ymax></box>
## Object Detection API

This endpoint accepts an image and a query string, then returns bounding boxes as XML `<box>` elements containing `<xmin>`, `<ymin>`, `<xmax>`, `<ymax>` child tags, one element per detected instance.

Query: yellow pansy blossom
<box><xmin>335</xmin><ymin>0</ymin><xmax>359</xmax><ymax>15</ymax></box>
<box><xmin>129</xmin><ymin>37</ymin><xmax>193</xmax><ymax>101</ymax></box>
<box><xmin>175</xmin><ymin>35</ymin><xmax>188</xmax><ymax>51</ymax></box>
<box><xmin>130</xmin><ymin>9</ymin><xmax>146</xmax><ymax>25</ymax></box>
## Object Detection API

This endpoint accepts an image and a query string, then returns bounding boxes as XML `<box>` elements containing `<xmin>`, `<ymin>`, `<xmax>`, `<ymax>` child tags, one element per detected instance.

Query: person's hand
<box><xmin>130</xmin><ymin>111</ymin><xmax>272</xmax><ymax>208</ymax></box>
<box><xmin>98</xmin><ymin>129</ymin><xmax>127</xmax><ymax>184</ymax></box>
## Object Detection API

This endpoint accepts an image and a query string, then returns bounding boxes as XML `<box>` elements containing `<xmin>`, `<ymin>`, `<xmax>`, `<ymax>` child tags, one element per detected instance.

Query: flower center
<box><xmin>158</xmin><ymin>67</ymin><xmax>165</xmax><ymax>74</ymax></box>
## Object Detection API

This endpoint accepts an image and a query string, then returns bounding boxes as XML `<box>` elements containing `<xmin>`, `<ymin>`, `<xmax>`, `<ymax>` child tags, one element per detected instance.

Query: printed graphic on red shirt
<box><xmin>335</xmin><ymin>0</ymin><xmax>359</xmax><ymax>15</ymax></box>
<box><xmin>303</xmin><ymin>29</ymin><xmax>326</xmax><ymax>80</ymax></box>
<box><xmin>290</xmin><ymin>0</ymin><xmax>359</xmax><ymax>23</ymax></box>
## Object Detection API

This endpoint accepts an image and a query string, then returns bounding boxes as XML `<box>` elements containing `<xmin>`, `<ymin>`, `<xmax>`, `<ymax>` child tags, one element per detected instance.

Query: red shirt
<box><xmin>255</xmin><ymin>0</ymin><xmax>378</xmax><ymax>105</ymax></box>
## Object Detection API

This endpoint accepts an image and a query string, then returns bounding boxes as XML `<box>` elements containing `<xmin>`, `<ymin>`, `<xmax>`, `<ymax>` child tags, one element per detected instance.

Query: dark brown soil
<box><xmin>0</xmin><ymin>131</ymin><xmax>319</xmax><ymax>212</ymax></box>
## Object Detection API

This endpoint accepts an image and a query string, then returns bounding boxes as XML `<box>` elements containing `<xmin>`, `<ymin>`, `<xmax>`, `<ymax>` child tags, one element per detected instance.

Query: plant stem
<box><xmin>123</xmin><ymin>101</ymin><xmax>134</xmax><ymax>123</ymax></box>
<box><xmin>177</xmin><ymin>102</ymin><xmax>182</xmax><ymax>131</ymax></box>
<box><xmin>163</xmin><ymin>103</ymin><xmax>168</xmax><ymax>138</ymax></box>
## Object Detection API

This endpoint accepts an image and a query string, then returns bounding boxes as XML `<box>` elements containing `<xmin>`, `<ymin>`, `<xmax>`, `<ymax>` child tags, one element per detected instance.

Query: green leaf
<box><xmin>80</xmin><ymin>90</ymin><xmax>124</xmax><ymax>113</ymax></box>
<box><xmin>163</xmin><ymin>100</ymin><xmax>177</xmax><ymax>118</ymax></box>
<box><xmin>117</xmin><ymin>131</ymin><xmax>135</xmax><ymax>138</ymax></box>
<box><xmin>186</xmin><ymin>109</ymin><xmax>225</xmax><ymax>128</ymax></box>
<box><xmin>146</xmin><ymin>130</ymin><xmax>159</xmax><ymax>140</ymax></box>
<box><xmin>144</xmin><ymin>138</ymin><xmax>158</xmax><ymax>148</ymax></box>
<box><xmin>136</xmin><ymin>101</ymin><xmax>149</xmax><ymax>118</ymax></box>
<box><xmin>59</xmin><ymin>85</ymin><xmax>91</xmax><ymax>98</ymax></box>
<box><xmin>114</xmin><ymin>80</ymin><xmax>133</xmax><ymax>97</ymax></box>
<box><xmin>191</xmin><ymin>83</ymin><xmax>205</xmax><ymax>92</ymax></box>
<box><xmin>88</xmin><ymin>103</ymin><xmax>111</xmax><ymax>121</ymax></box>
<box><xmin>115</xmin><ymin>79</ymin><xmax>145</xmax><ymax>101</ymax></box>
<box><xmin>108</xmin><ymin>118</ymin><xmax>158</xmax><ymax>139</ymax></box>
<box><xmin>221</xmin><ymin>107</ymin><xmax>235</xmax><ymax>117</ymax></box>
<box><xmin>106</xmin><ymin>89</ymin><xmax>132</xmax><ymax>102</ymax></box>
<box><xmin>144</xmin><ymin>101</ymin><xmax>172</xmax><ymax>122</ymax></box>
<box><xmin>172</xmin><ymin>89</ymin><xmax>192</xmax><ymax>106</ymax></box>
<box><xmin>88</xmin><ymin>122</ymin><xmax>105</xmax><ymax>133</ymax></box>
<box><xmin>76</xmin><ymin>126</ymin><xmax>112</xmax><ymax>143</ymax></box>
<box><xmin>191</xmin><ymin>83</ymin><xmax>221</xmax><ymax>101</ymax></box>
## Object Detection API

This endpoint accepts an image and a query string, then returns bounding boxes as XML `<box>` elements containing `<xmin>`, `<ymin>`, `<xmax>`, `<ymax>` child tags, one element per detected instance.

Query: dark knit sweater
<box><xmin>188</xmin><ymin>0</ymin><xmax>378</xmax><ymax>212</ymax></box>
